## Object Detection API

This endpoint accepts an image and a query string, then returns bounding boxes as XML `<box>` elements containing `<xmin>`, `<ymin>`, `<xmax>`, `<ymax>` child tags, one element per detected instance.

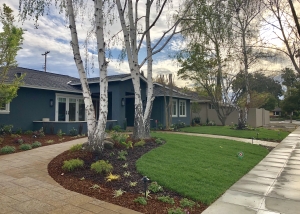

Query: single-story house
<box><xmin>0</xmin><ymin>67</ymin><xmax>191</xmax><ymax>134</ymax></box>
<box><xmin>270</xmin><ymin>107</ymin><xmax>281</xmax><ymax>117</ymax></box>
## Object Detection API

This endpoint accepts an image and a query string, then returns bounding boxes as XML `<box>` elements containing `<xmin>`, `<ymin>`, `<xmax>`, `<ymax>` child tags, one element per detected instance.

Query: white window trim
<box><xmin>172</xmin><ymin>99</ymin><xmax>178</xmax><ymax>117</ymax></box>
<box><xmin>55</xmin><ymin>93</ymin><xmax>86</xmax><ymax>122</ymax></box>
<box><xmin>0</xmin><ymin>103</ymin><xmax>10</xmax><ymax>114</ymax></box>
<box><xmin>179</xmin><ymin>100</ymin><xmax>186</xmax><ymax>117</ymax></box>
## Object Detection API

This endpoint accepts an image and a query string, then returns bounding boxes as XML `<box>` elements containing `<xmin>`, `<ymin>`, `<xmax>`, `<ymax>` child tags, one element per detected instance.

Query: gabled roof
<box><xmin>153</xmin><ymin>83</ymin><xmax>192</xmax><ymax>100</ymax></box>
<box><xmin>69</xmin><ymin>73</ymin><xmax>147</xmax><ymax>85</ymax></box>
<box><xmin>5</xmin><ymin>67</ymin><xmax>81</xmax><ymax>93</ymax></box>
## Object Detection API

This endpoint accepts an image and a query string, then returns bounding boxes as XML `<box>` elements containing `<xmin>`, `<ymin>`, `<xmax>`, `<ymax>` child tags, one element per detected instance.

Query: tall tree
<box><xmin>0</xmin><ymin>4</ymin><xmax>24</xmax><ymax>106</ymax></box>
<box><xmin>229</xmin><ymin>0</ymin><xmax>263</xmax><ymax>125</ymax></box>
<box><xmin>177</xmin><ymin>0</ymin><xmax>239</xmax><ymax>126</ymax></box>
<box><xmin>116</xmin><ymin>0</ymin><xmax>190</xmax><ymax>139</ymax></box>
<box><xmin>19</xmin><ymin>0</ymin><xmax>110</xmax><ymax>153</ymax></box>
<box><xmin>287</xmin><ymin>0</ymin><xmax>300</xmax><ymax>37</ymax></box>
<box><xmin>264</xmin><ymin>0</ymin><xmax>300</xmax><ymax>74</ymax></box>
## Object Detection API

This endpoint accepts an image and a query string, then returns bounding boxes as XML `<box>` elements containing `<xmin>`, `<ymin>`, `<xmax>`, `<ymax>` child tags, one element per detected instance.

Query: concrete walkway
<box><xmin>161</xmin><ymin>131</ymin><xmax>278</xmax><ymax>147</ymax></box>
<box><xmin>202</xmin><ymin>127</ymin><xmax>300</xmax><ymax>214</ymax></box>
<box><xmin>0</xmin><ymin>138</ymin><xmax>141</xmax><ymax>214</ymax></box>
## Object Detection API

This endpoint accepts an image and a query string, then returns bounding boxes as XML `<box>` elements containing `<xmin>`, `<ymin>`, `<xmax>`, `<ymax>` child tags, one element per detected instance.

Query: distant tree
<box><xmin>281</xmin><ymin>67</ymin><xmax>299</xmax><ymax>91</ymax></box>
<box><xmin>0</xmin><ymin>4</ymin><xmax>24</xmax><ymax>106</ymax></box>
<box><xmin>281</xmin><ymin>84</ymin><xmax>300</xmax><ymax>122</ymax></box>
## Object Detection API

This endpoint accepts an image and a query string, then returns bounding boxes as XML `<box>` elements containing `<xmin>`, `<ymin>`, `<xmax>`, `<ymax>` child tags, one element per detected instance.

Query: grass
<box><xmin>180</xmin><ymin>126</ymin><xmax>289</xmax><ymax>141</ymax></box>
<box><xmin>136</xmin><ymin>132</ymin><xmax>269</xmax><ymax>205</ymax></box>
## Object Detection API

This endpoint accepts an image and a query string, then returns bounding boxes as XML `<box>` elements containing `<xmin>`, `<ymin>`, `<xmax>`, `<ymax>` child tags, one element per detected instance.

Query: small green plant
<box><xmin>134</xmin><ymin>140</ymin><xmax>145</xmax><ymax>147</ymax></box>
<box><xmin>69</xmin><ymin>127</ymin><xmax>77</xmax><ymax>136</ymax></box>
<box><xmin>62</xmin><ymin>158</ymin><xmax>84</xmax><ymax>171</ymax></box>
<box><xmin>11</xmin><ymin>134</ymin><xmax>21</xmax><ymax>138</ymax></box>
<box><xmin>24</xmin><ymin>130</ymin><xmax>33</xmax><ymax>135</ymax></box>
<box><xmin>179</xmin><ymin>198</ymin><xmax>195</xmax><ymax>208</ymax></box>
<box><xmin>1</xmin><ymin>125</ymin><xmax>13</xmax><ymax>134</ymax></box>
<box><xmin>31</xmin><ymin>141</ymin><xmax>42</xmax><ymax>148</ymax></box>
<box><xmin>140</xmin><ymin>190</ymin><xmax>151</xmax><ymax>199</ymax></box>
<box><xmin>57</xmin><ymin>129</ymin><xmax>65</xmax><ymax>138</ymax></box>
<box><xmin>91</xmin><ymin>160</ymin><xmax>113</xmax><ymax>174</ymax></box>
<box><xmin>109</xmin><ymin>152</ymin><xmax>115</xmax><ymax>156</ymax></box>
<box><xmin>118</xmin><ymin>150</ymin><xmax>128</xmax><ymax>160</ymax></box>
<box><xmin>106</xmin><ymin>173</ymin><xmax>120</xmax><ymax>182</ymax></box>
<box><xmin>59</xmin><ymin>137</ymin><xmax>65</xmax><ymax>142</ymax></box>
<box><xmin>134</xmin><ymin>197</ymin><xmax>147</xmax><ymax>205</ymax></box>
<box><xmin>155</xmin><ymin>138</ymin><xmax>164</xmax><ymax>144</ymax></box>
<box><xmin>15</xmin><ymin>138</ymin><xmax>24</xmax><ymax>144</ymax></box>
<box><xmin>120</xmin><ymin>141</ymin><xmax>133</xmax><ymax>149</ymax></box>
<box><xmin>129</xmin><ymin>181</ymin><xmax>137</xmax><ymax>187</ymax></box>
<box><xmin>112</xmin><ymin>125</ymin><xmax>122</xmax><ymax>132</ymax></box>
<box><xmin>19</xmin><ymin>144</ymin><xmax>32</xmax><ymax>151</ymax></box>
<box><xmin>69</xmin><ymin>144</ymin><xmax>82</xmax><ymax>152</ymax></box>
<box><xmin>15</xmin><ymin>128</ymin><xmax>22</xmax><ymax>134</ymax></box>
<box><xmin>148</xmin><ymin>181</ymin><xmax>163</xmax><ymax>193</ymax></box>
<box><xmin>0</xmin><ymin>146</ymin><xmax>15</xmax><ymax>154</ymax></box>
<box><xmin>157</xmin><ymin>196</ymin><xmax>175</xmax><ymax>204</ymax></box>
<box><xmin>89</xmin><ymin>184</ymin><xmax>101</xmax><ymax>189</ymax></box>
<box><xmin>0</xmin><ymin>137</ymin><xmax>3</xmax><ymax>144</ymax></box>
<box><xmin>122</xmin><ymin>163</ymin><xmax>128</xmax><ymax>168</ymax></box>
<box><xmin>168</xmin><ymin>207</ymin><xmax>186</xmax><ymax>214</ymax></box>
<box><xmin>112</xmin><ymin>189</ymin><xmax>125</xmax><ymax>197</ymax></box>
<box><xmin>123</xmin><ymin>171</ymin><xmax>131</xmax><ymax>177</ymax></box>
<box><xmin>46</xmin><ymin>140</ymin><xmax>54</xmax><ymax>144</ymax></box>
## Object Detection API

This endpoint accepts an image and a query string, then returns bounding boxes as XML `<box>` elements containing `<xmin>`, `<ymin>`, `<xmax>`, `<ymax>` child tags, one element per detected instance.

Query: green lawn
<box><xmin>180</xmin><ymin>126</ymin><xmax>289</xmax><ymax>141</ymax></box>
<box><xmin>136</xmin><ymin>132</ymin><xmax>269</xmax><ymax>205</ymax></box>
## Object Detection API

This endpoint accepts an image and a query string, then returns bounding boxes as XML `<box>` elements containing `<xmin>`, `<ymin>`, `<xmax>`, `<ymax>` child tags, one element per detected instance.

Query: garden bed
<box><xmin>48</xmin><ymin>137</ymin><xmax>208</xmax><ymax>214</ymax></box>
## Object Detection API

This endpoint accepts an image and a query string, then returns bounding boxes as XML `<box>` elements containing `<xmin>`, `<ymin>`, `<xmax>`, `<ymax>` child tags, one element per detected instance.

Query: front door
<box><xmin>56</xmin><ymin>95</ymin><xmax>86</xmax><ymax>122</ymax></box>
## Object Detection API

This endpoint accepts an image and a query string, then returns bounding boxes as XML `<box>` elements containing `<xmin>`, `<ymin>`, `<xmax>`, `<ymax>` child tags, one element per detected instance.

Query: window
<box><xmin>0</xmin><ymin>102</ymin><xmax>10</xmax><ymax>114</ymax></box>
<box><xmin>55</xmin><ymin>93</ymin><xmax>86</xmax><ymax>121</ymax></box>
<box><xmin>179</xmin><ymin>100</ymin><xmax>186</xmax><ymax>117</ymax></box>
<box><xmin>209</xmin><ymin>103</ymin><xmax>215</xmax><ymax>109</ymax></box>
<box><xmin>172</xmin><ymin>100</ymin><xmax>177</xmax><ymax>117</ymax></box>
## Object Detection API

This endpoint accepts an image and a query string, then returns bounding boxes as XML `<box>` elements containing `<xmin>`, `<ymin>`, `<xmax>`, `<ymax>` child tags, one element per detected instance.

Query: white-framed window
<box><xmin>55</xmin><ymin>93</ymin><xmax>86</xmax><ymax>122</ymax></box>
<box><xmin>172</xmin><ymin>99</ymin><xmax>177</xmax><ymax>117</ymax></box>
<box><xmin>0</xmin><ymin>102</ymin><xmax>10</xmax><ymax>114</ymax></box>
<box><xmin>179</xmin><ymin>100</ymin><xmax>186</xmax><ymax>117</ymax></box>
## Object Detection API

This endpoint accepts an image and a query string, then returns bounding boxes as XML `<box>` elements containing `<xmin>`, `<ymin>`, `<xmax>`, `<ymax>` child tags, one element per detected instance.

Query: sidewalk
<box><xmin>0</xmin><ymin>138</ymin><xmax>141</xmax><ymax>214</ymax></box>
<box><xmin>202</xmin><ymin>127</ymin><xmax>300</xmax><ymax>214</ymax></box>
<box><xmin>161</xmin><ymin>131</ymin><xmax>278</xmax><ymax>148</ymax></box>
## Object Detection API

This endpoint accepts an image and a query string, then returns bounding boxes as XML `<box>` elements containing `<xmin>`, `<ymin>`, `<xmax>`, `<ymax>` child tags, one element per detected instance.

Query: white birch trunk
<box><xmin>66</xmin><ymin>0</ymin><xmax>106</xmax><ymax>152</ymax></box>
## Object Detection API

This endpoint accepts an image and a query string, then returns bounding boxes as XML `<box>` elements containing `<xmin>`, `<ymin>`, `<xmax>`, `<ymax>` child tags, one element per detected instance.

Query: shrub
<box><xmin>69</xmin><ymin>127</ymin><xmax>77</xmax><ymax>136</ymax></box>
<box><xmin>0</xmin><ymin>124</ymin><xmax>13</xmax><ymax>134</ymax></box>
<box><xmin>168</xmin><ymin>207</ymin><xmax>186</xmax><ymax>214</ymax></box>
<box><xmin>15</xmin><ymin>138</ymin><xmax>24</xmax><ymax>144</ymax></box>
<box><xmin>118</xmin><ymin>150</ymin><xmax>128</xmax><ymax>161</ymax></box>
<box><xmin>0</xmin><ymin>146</ymin><xmax>15</xmax><ymax>154</ymax></box>
<box><xmin>69</xmin><ymin>144</ymin><xmax>82</xmax><ymax>152</ymax></box>
<box><xmin>134</xmin><ymin>140</ymin><xmax>145</xmax><ymax>147</ymax></box>
<box><xmin>62</xmin><ymin>159</ymin><xmax>84</xmax><ymax>171</ymax></box>
<box><xmin>179</xmin><ymin>198</ymin><xmax>195</xmax><ymax>208</ymax></box>
<box><xmin>31</xmin><ymin>141</ymin><xmax>42</xmax><ymax>148</ymax></box>
<box><xmin>57</xmin><ymin>129</ymin><xmax>65</xmax><ymax>138</ymax></box>
<box><xmin>34</xmin><ymin>127</ymin><xmax>45</xmax><ymax>137</ymax></box>
<box><xmin>148</xmin><ymin>181</ymin><xmax>163</xmax><ymax>193</ymax></box>
<box><xmin>120</xmin><ymin>141</ymin><xmax>133</xmax><ymax>149</ymax></box>
<box><xmin>134</xmin><ymin>197</ymin><xmax>147</xmax><ymax>205</ymax></box>
<box><xmin>155</xmin><ymin>138</ymin><xmax>164</xmax><ymax>144</ymax></box>
<box><xmin>91</xmin><ymin>160</ymin><xmax>113</xmax><ymax>174</ymax></box>
<box><xmin>19</xmin><ymin>144</ymin><xmax>32</xmax><ymax>151</ymax></box>
<box><xmin>24</xmin><ymin>130</ymin><xmax>33</xmax><ymax>135</ymax></box>
<box><xmin>16</xmin><ymin>128</ymin><xmax>23</xmax><ymax>135</ymax></box>
<box><xmin>0</xmin><ymin>137</ymin><xmax>3</xmax><ymax>144</ymax></box>
<box><xmin>157</xmin><ymin>196</ymin><xmax>175</xmax><ymax>204</ymax></box>
<box><xmin>112</xmin><ymin>125</ymin><xmax>122</xmax><ymax>132</ymax></box>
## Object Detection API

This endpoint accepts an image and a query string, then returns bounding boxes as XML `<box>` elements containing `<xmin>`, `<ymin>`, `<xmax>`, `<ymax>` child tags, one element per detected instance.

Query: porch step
<box><xmin>126</xmin><ymin>126</ymin><xmax>134</xmax><ymax>132</ymax></box>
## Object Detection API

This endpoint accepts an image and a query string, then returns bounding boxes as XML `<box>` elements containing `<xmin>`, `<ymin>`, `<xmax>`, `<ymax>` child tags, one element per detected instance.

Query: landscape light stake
<box><xmin>141</xmin><ymin>176</ymin><xmax>150</xmax><ymax>198</ymax></box>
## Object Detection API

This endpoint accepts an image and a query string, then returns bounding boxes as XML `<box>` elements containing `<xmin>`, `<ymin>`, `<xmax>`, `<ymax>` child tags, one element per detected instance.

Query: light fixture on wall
<box><xmin>121</xmin><ymin>98</ymin><xmax>125</xmax><ymax>106</ymax></box>
<box><xmin>49</xmin><ymin>99</ymin><xmax>54</xmax><ymax>107</ymax></box>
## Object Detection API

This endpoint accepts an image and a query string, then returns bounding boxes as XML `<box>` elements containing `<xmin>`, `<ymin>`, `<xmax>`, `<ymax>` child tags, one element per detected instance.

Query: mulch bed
<box><xmin>0</xmin><ymin>134</ymin><xmax>86</xmax><ymax>155</ymax></box>
<box><xmin>48</xmin><ymin>138</ymin><xmax>208</xmax><ymax>214</ymax></box>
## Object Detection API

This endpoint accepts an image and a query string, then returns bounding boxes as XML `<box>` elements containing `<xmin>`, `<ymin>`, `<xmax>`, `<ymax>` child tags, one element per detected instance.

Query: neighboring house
<box><xmin>270</xmin><ymin>107</ymin><xmax>282</xmax><ymax>117</ymax></box>
<box><xmin>188</xmin><ymin>91</ymin><xmax>270</xmax><ymax>127</ymax></box>
<box><xmin>0</xmin><ymin>67</ymin><xmax>191</xmax><ymax>134</ymax></box>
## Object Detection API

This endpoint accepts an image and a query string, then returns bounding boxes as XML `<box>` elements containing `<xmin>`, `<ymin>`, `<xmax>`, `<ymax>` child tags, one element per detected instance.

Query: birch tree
<box><xmin>19</xmin><ymin>0</ymin><xmax>109</xmax><ymax>153</ymax></box>
<box><xmin>115</xmin><ymin>0</ymin><xmax>190</xmax><ymax>139</ymax></box>
<box><xmin>264</xmin><ymin>0</ymin><xmax>300</xmax><ymax>74</ymax></box>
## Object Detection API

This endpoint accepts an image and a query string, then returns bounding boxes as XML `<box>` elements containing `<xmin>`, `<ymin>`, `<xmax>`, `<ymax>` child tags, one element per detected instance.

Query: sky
<box><xmin>1</xmin><ymin>0</ymin><xmax>190</xmax><ymax>86</ymax></box>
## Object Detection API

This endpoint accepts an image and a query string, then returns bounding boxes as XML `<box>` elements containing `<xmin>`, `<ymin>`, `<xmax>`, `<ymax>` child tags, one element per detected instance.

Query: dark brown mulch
<box><xmin>0</xmin><ymin>134</ymin><xmax>86</xmax><ymax>155</ymax></box>
<box><xmin>48</xmin><ymin>139</ymin><xmax>208</xmax><ymax>214</ymax></box>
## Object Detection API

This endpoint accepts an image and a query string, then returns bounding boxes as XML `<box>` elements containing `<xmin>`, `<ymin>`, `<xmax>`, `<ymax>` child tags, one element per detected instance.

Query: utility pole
<box><xmin>42</xmin><ymin>51</ymin><xmax>50</xmax><ymax>72</ymax></box>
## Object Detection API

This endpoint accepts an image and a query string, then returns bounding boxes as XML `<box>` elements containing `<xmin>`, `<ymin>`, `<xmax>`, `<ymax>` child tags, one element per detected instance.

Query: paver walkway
<box><xmin>0</xmin><ymin>138</ymin><xmax>142</xmax><ymax>214</ymax></box>
<box><xmin>161</xmin><ymin>131</ymin><xmax>278</xmax><ymax>147</ymax></box>
<box><xmin>202</xmin><ymin>127</ymin><xmax>300</xmax><ymax>214</ymax></box>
